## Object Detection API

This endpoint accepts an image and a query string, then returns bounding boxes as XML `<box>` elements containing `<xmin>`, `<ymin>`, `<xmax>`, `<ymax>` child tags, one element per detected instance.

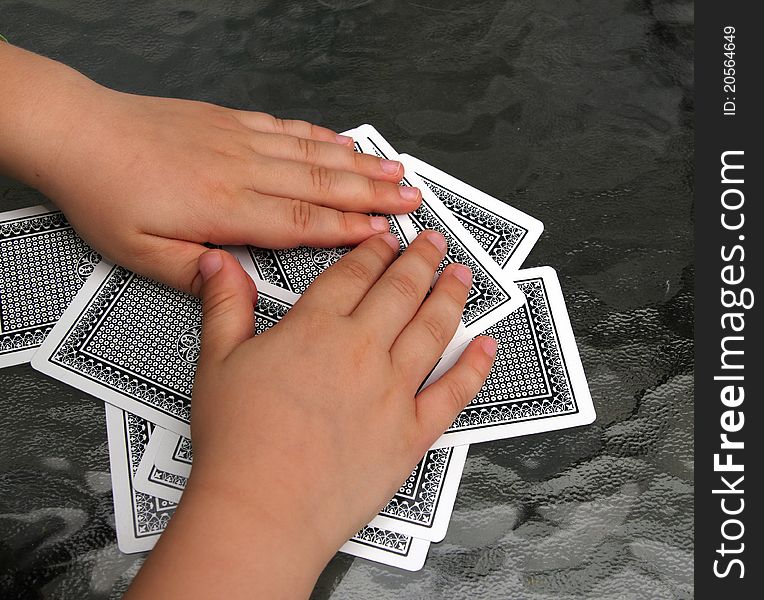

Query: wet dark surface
<box><xmin>0</xmin><ymin>1</ymin><xmax>693</xmax><ymax>598</ymax></box>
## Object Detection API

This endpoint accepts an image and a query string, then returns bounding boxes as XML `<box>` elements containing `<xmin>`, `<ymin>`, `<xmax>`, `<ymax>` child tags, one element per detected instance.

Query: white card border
<box><xmin>340</xmin><ymin>534</ymin><xmax>430</xmax><ymax>572</ymax></box>
<box><xmin>133</xmin><ymin>425</ymin><xmax>186</xmax><ymax>503</ymax></box>
<box><xmin>32</xmin><ymin>251</ymin><xmax>299</xmax><ymax>437</ymax></box>
<box><xmin>399</xmin><ymin>153</ymin><xmax>544</xmax><ymax>271</ymax></box>
<box><xmin>150</xmin><ymin>428</ymin><xmax>466</xmax><ymax>543</ymax></box>
<box><xmin>367</xmin><ymin>444</ymin><xmax>468</xmax><ymax>542</ymax></box>
<box><xmin>429</xmin><ymin>266</ymin><xmax>596</xmax><ymax>449</ymax></box>
<box><xmin>154</xmin><ymin>429</ymin><xmax>192</xmax><ymax>478</ymax></box>
<box><xmin>105</xmin><ymin>403</ymin><xmax>168</xmax><ymax>554</ymax></box>
<box><xmin>0</xmin><ymin>204</ymin><xmax>93</xmax><ymax>368</ymax></box>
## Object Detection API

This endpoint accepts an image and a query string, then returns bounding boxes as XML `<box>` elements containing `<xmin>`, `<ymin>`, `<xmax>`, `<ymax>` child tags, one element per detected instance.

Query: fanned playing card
<box><xmin>426</xmin><ymin>266</ymin><xmax>596</xmax><ymax>449</ymax></box>
<box><xmin>32</xmin><ymin>254</ymin><xmax>298</xmax><ymax>436</ymax></box>
<box><xmin>142</xmin><ymin>426</ymin><xmax>467</xmax><ymax>542</ymax></box>
<box><xmin>366</xmin><ymin>445</ymin><xmax>467</xmax><ymax>541</ymax></box>
<box><xmin>399</xmin><ymin>154</ymin><xmax>543</xmax><ymax>271</ymax></box>
<box><xmin>133</xmin><ymin>426</ymin><xmax>187</xmax><ymax>503</ymax></box>
<box><xmin>348</xmin><ymin>126</ymin><xmax>526</xmax><ymax>342</ymax></box>
<box><xmin>249</xmin><ymin>125</ymin><xmax>524</xmax><ymax>349</ymax></box>
<box><xmin>105</xmin><ymin>403</ymin><xmax>176</xmax><ymax>553</ymax></box>
<box><xmin>339</xmin><ymin>526</ymin><xmax>429</xmax><ymax>572</ymax></box>
<box><xmin>118</xmin><ymin>410</ymin><xmax>429</xmax><ymax>570</ymax></box>
<box><xmin>154</xmin><ymin>426</ymin><xmax>193</xmax><ymax>478</ymax></box>
<box><xmin>0</xmin><ymin>205</ymin><xmax>100</xmax><ymax>368</ymax></box>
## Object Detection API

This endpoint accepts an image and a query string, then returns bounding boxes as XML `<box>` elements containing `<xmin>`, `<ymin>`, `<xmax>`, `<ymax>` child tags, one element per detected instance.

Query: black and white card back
<box><xmin>399</xmin><ymin>154</ymin><xmax>543</xmax><ymax>271</ymax></box>
<box><xmin>32</xmin><ymin>255</ymin><xmax>298</xmax><ymax>436</ymax></box>
<box><xmin>427</xmin><ymin>266</ymin><xmax>596</xmax><ymax>449</ymax></box>
<box><xmin>142</xmin><ymin>426</ymin><xmax>467</xmax><ymax>543</ymax></box>
<box><xmin>112</xmin><ymin>406</ymin><xmax>429</xmax><ymax>569</ymax></box>
<box><xmin>0</xmin><ymin>205</ymin><xmax>100</xmax><ymax>367</ymax></box>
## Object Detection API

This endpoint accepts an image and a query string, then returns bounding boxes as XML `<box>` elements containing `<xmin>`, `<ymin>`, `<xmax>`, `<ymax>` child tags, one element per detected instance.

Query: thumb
<box><xmin>197</xmin><ymin>249</ymin><xmax>258</xmax><ymax>363</ymax></box>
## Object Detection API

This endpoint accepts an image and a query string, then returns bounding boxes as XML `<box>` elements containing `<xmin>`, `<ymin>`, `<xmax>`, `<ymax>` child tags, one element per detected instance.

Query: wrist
<box><xmin>0</xmin><ymin>44</ymin><xmax>106</xmax><ymax>194</ymax></box>
<box><xmin>186</xmin><ymin>471</ymin><xmax>338</xmax><ymax>569</ymax></box>
<box><xmin>128</xmin><ymin>472</ymin><xmax>334</xmax><ymax>599</ymax></box>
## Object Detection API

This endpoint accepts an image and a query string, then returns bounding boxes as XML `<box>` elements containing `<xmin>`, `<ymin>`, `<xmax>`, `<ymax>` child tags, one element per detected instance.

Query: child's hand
<box><xmin>0</xmin><ymin>45</ymin><xmax>421</xmax><ymax>294</ymax></box>
<box><xmin>126</xmin><ymin>233</ymin><xmax>496</xmax><ymax>599</ymax></box>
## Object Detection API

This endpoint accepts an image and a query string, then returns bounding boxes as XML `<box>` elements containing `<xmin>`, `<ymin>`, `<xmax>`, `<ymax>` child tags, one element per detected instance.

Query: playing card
<box><xmin>118</xmin><ymin>409</ymin><xmax>429</xmax><ymax>570</ymax></box>
<box><xmin>245</xmin><ymin>125</ymin><xmax>415</xmax><ymax>295</ymax></box>
<box><xmin>0</xmin><ymin>205</ymin><xmax>100</xmax><ymax>368</ymax></box>
<box><xmin>367</xmin><ymin>445</ymin><xmax>468</xmax><ymax>541</ymax></box>
<box><xmin>399</xmin><ymin>154</ymin><xmax>543</xmax><ymax>271</ymax></box>
<box><xmin>149</xmin><ymin>427</ymin><xmax>467</xmax><ymax>542</ymax></box>
<box><xmin>339</xmin><ymin>527</ymin><xmax>429</xmax><ymax>572</ymax></box>
<box><xmin>250</xmin><ymin>125</ymin><xmax>523</xmax><ymax>351</ymax></box>
<box><xmin>133</xmin><ymin>424</ymin><xmax>187</xmax><ymax>503</ymax></box>
<box><xmin>154</xmin><ymin>427</ymin><xmax>192</xmax><ymax>478</ymax></box>
<box><xmin>346</xmin><ymin>126</ymin><xmax>527</xmax><ymax>341</ymax></box>
<box><xmin>105</xmin><ymin>403</ymin><xmax>176</xmax><ymax>553</ymax></box>
<box><xmin>427</xmin><ymin>266</ymin><xmax>596</xmax><ymax>449</ymax></box>
<box><xmin>32</xmin><ymin>255</ymin><xmax>299</xmax><ymax>437</ymax></box>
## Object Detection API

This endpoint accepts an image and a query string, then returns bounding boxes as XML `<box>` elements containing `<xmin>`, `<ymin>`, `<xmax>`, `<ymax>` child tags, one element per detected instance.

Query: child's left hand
<box><xmin>1</xmin><ymin>44</ymin><xmax>421</xmax><ymax>294</ymax></box>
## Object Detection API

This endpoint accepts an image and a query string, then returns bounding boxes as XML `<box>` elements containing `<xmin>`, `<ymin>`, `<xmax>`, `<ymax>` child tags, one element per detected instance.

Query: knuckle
<box><xmin>387</xmin><ymin>273</ymin><xmax>421</xmax><ymax>303</ymax></box>
<box><xmin>309</xmin><ymin>165</ymin><xmax>334</xmax><ymax>195</ymax></box>
<box><xmin>337</xmin><ymin>257</ymin><xmax>374</xmax><ymax>286</ymax></box>
<box><xmin>409</xmin><ymin>248</ymin><xmax>439</xmax><ymax>273</ymax></box>
<box><xmin>467</xmin><ymin>360</ymin><xmax>489</xmax><ymax>387</ymax></box>
<box><xmin>352</xmin><ymin>149</ymin><xmax>367</xmax><ymax>172</ymax></box>
<box><xmin>335</xmin><ymin>210</ymin><xmax>351</xmax><ymax>233</ymax></box>
<box><xmin>419</xmin><ymin>314</ymin><xmax>450</xmax><ymax>348</ymax></box>
<box><xmin>296</xmin><ymin>137</ymin><xmax>319</xmax><ymax>163</ymax></box>
<box><xmin>367</xmin><ymin>242</ymin><xmax>392</xmax><ymax>264</ymax></box>
<box><xmin>270</xmin><ymin>115</ymin><xmax>287</xmax><ymax>133</ymax></box>
<box><xmin>443</xmin><ymin>377</ymin><xmax>470</xmax><ymax>413</ymax></box>
<box><xmin>288</xmin><ymin>119</ymin><xmax>311</xmax><ymax>138</ymax></box>
<box><xmin>441</xmin><ymin>285</ymin><xmax>468</xmax><ymax>314</ymax></box>
<box><xmin>202</xmin><ymin>290</ymin><xmax>235</xmax><ymax>321</ymax></box>
<box><xmin>289</xmin><ymin>199</ymin><xmax>315</xmax><ymax>235</ymax></box>
<box><xmin>365</xmin><ymin>177</ymin><xmax>378</xmax><ymax>203</ymax></box>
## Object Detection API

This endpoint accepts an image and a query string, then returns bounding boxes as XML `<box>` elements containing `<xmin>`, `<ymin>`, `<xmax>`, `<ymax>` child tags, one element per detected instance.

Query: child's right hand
<box><xmin>126</xmin><ymin>232</ymin><xmax>497</xmax><ymax>599</ymax></box>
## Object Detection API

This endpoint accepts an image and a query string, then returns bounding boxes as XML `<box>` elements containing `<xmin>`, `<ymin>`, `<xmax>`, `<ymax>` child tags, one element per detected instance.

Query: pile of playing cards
<box><xmin>1</xmin><ymin>125</ymin><xmax>595</xmax><ymax>571</ymax></box>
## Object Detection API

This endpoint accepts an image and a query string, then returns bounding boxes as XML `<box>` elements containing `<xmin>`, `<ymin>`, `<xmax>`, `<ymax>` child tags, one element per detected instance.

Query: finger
<box><xmin>124</xmin><ymin>235</ymin><xmax>209</xmax><ymax>296</ymax></box>
<box><xmin>197</xmin><ymin>250</ymin><xmax>258</xmax><ymax>364</ymax></box>
<box><xmin>391</xmin><ymin>263</ymin><xmax>472</xmax><ymax>383</ymax></box>
<box><xmin>214</xmin><ymin>193</ymin><xmax>392</xmax><ymax>248</ymax></box>
<box><xmin>247</xmin><ymin>154</ymin><xmax>422</xmax><ymax>214</ymax></box>
<box><xmin>228</xmin><ymin>110</ymin><xmax>351</xmax><ymax>146</ymax></box>
<box><xmin>352</xmin><ymin>231</ymin><xmax>447</xmax><ymax>348</ymax></box>
<box><xmin>415</xmin><ymin>337</ymin><xmax>497</xmax><ymax>445</ymax></box>
<box><xmin>246</xmin><ymin>131</ymin><xmax>404</xmax><ymax>182</ymax></box>
<box><xmin>126</xmin><ymin>235</ymin><xmax>258</xmax><ymax>301</ymax></box>
<box><xmin>297</xmin><ymin>233</ymin><xmax>400</xmax><ymax>315</ymax></box>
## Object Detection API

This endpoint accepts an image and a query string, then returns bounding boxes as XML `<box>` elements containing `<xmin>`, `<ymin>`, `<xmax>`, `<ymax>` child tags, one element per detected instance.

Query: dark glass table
<box><xmin>0</xmin><ymin>1</ymin><xmax>693</xmax><ymax>597</ymax></box>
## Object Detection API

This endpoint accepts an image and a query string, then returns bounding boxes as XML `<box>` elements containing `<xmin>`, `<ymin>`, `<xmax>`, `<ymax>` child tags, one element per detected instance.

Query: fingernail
<box><xmin>198</xmin><ymin>251</ymin><xmax>223</xmax><ymax>281</ymax></box>
<box><xmin>380</xmin><ymin>233</ymin><xmax>400</xmax><ymax>251</ymax></box>
<box><xmin>451</xmin><ymin>264</ymin><xmax>472</xmax><ymax>287</ymax></box>
<box><xmin>424</xmin><ymin>230</ymin><xmax>447</xmax><ymax>253</ymax></box>
<box><xmin>479</xmin><ymin>337</ymin><xmax>498</xmax><ymax>357</ymax></box>
<box><xmin>399</xmin><ymin>186</ymin><xmax>420</xmax><ymax>201</ymax></box>
<box><xmin>380</xmin><ymin>159</ymin><xmax>401</xmax><ymax>175</ymax></box>
<box><xmin>335</xmin><ymin>134</ymin><xmax>353</xmax><ymax>145</ymax></box>
<box><xmin>370</xmin><ymin>216</ymin><xmax>390</xmax><ymax>232</ymax></box>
